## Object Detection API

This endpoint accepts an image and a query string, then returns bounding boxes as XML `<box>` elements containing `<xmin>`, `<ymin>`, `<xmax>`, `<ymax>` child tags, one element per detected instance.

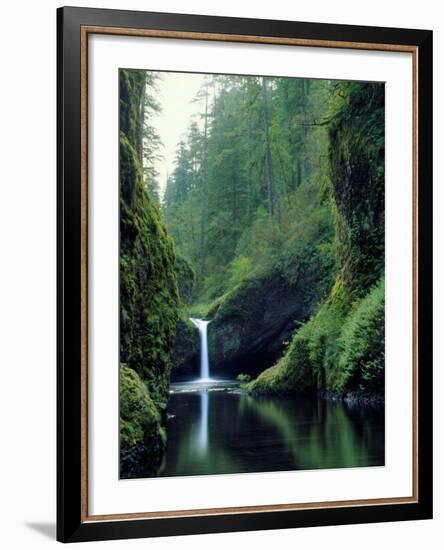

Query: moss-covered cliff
<box><xmin>249</xmin><ymin>83</ymin><xmax>385</xmax><ymax>398</ymax></box>
<box><xmin>119</xmin><ymin>69</ymin><xmax>180</xmax><ymax>475</ymax></box>
<box><xmin>120</xmin><ymin>366</ymin><xmax>166</xmax><ymax>474</ymax></box>
<box><xmin>170</xmin><ymin>255</ymin><xmax>200</xmax><ymax>380</ymax></box>
<box><xmin>171</xmin><ymin>317</ymin><xmax>199</xmax><ymax>380</ymax></box>
<box><xmin>206</xmin><ymin>261</ymin><xmax>332</xmax><ymax>379</ymax></box>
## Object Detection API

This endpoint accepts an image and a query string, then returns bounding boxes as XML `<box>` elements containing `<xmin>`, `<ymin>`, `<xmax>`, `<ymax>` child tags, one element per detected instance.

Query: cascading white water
<box><xmin>190</xmin><ymin>318</ymin><xmax>211</xmax><ymax>381</ymax></box>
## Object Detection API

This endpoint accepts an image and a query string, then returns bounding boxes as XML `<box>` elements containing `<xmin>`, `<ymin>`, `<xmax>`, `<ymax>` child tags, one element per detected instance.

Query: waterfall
<box><xmin>190</xmin><ymin>318</ymin><xmax>211</xmax><ymax>381</ymax></box>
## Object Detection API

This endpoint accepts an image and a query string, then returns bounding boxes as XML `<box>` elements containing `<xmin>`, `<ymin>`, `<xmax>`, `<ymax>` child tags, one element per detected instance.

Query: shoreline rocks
<box><xmin>318</xmin><ymin>388</ymin><xmax>384</xmax><ymax>407</ymax></box>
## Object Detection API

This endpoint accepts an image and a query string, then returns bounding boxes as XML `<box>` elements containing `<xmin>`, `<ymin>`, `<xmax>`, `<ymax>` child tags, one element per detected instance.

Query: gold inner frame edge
<box><xmin>79</xmin><ymin>25</ymin><xmax>419</xmax><ymax>523</ymax></box>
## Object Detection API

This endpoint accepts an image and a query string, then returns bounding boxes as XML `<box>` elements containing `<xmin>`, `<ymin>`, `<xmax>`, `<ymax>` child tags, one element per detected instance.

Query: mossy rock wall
<box><xmin>171</xmin><ymin>316</ymin><xmax>199</xmax><ymax>380</ymax></box>
<box><xmin>119</xmin><ymin>69</ymin><xmax>180</xmax><ymax>472</ymax></box>
<box><xmin>329</xmin><ymin>82</ymin><xmax>385</xmax><ymax>299</ymax></box>
<box><xmin>120</xmin><ymin>366</ymin><xmax>166</xmax><ymax>476</ymax></box>
<box><xmin>170</xmin><ymin>255</ymin><xmax>199</xmax><ymax>380</ymax></box>
<box><xmin>174</xmin><ymin>255</ymin><xmax>196</xmax><ymax>305</ymax></box>
<box><xmin>249</xmin><ymin>277</ymin><xmax>384</xmax><ymax>396</ymax></box>
<box><xmin>249</xmin><ymin>83</ymin><xmax>385</xmax><ymax>398</ymax></box>
<box><xmin>208</xmin><ymin>254</ymin><xmax>333</xmax><ymax>378</ymax></box>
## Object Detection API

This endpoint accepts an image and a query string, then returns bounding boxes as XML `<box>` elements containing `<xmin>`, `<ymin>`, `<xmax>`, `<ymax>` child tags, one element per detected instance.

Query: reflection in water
<box><xmin>133</xmin><ymin>382</ymin><xmax>384</xmax><ymax>479</ymax></box>
<box><xmin>197</xmin><ymin>392</ymin><xmax>209</xmax><ymax>453</ymax></box>
<box><xmin>241</xmin><ymin>394</ymin><xmax>382</xmax><ymax>470</ymax></box>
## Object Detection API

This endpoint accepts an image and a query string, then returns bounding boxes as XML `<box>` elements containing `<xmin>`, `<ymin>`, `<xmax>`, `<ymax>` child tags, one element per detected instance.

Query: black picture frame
<box><xmin>57</xmin><ymin>6</ymin><xmax>433</xmax><ymax>543</ymax></box>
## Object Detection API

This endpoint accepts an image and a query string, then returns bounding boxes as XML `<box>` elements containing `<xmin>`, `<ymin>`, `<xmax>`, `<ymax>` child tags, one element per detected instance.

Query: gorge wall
<box><xmin>248</xmin><ymin>82</ymin><xmax>385</xmax><ymax>398</ymax></box>
<box><xmin>119</xmin><ymin>69</ymin><xmax>180</xmax><ymax>475</ymax></box>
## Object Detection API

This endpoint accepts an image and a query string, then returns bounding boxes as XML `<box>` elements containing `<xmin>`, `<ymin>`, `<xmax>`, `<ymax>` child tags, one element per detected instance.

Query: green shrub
<box><xmin>229</xmin><ymin>256</ymin><xmax>253</xmax><ymax>287</ymax></box>
<box><xmin>335</xmin><ymin>277</ymin><xmax>385</xmax><ymax>393</ymax></box>
<box><xmin>247</xmin><ymin>276</ymin><xmax>385</xmax><ymax>397</ymax></box>
<box><xmin>247</xmin><ymin>334</ymin><xmax>314</xmax><ymax>394</ymax></box>
<box><xmin>306</xmin><ymin>277</ymin><xmax>350</xmax><ymax>387</ymax></box>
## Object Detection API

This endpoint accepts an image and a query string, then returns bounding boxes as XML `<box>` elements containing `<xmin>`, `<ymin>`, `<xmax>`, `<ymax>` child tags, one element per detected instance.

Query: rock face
<box><xmin>175</xmin><ymin>255</ymin><xmax>196</xmax><ymax>305</ymax></box>
<box><xmin>328</xmin><ymin>82</ymin><xmax>385</xmax><ymax>300</ymax></box>
<box><xmin>119</xmin><ymin>69</ymin><xmax>180</xmax><ymax>475</ymax></box>
<box><xmin>248</xmin><ymin>83</ymin><xmax>385</xmax><ymax>398</ymax></box>
<box><xmin>120</xmin><ymin>366</ymin><xmax>166</xmax><ymax>477</ymax></box>
<box><xmin>171</xmin><ymin>317</ymin><xmax>199</xmax><ymax>381</ymax></box>
<box><xmin>208</xmin><ymin>271</ymin><xmax>324</xmax><ymax>378</ymax></box>
<box><xmin>170</xmin><ymin>255</ymin><xmax>200</xmax><ymax>381</ymax></box>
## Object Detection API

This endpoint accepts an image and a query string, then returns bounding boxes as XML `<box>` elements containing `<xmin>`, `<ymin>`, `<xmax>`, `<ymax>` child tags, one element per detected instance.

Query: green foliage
<box><xmin>248</xmin><ymin>81</ymin><xmax>385</xmax><ymax>397</ymax></box>
<box><xmin>328</xmin><ymin>82</ymin><xmax>385</xmax><ymax>298</ymax></box>
<box><xmin>164</xmin><ymin>75</ymin><xmax>333</xmax><ymax>303</ymax></box>
<box><xmin>248</xmin><ymin>278</ymin><xmax>348</xmax><ymax>394</ymax></box>
<box><xmin>236</xmin><ymin>373</ymin><xmax>252</xmax><ymax>383</ymax></box>
<box><xmin>248</xmin><ymin>276</ymin><xmax>384</xmax><ymax>396</ymax></box>
<box><xmin>175</xmin><ymin>255</ymin><xmax>196</xmax><ymax>305</ymax></box>
<box><xmin>163</xmin><ymin>74</ymin><xmax>390</xmax><ymax>388</ymax></box>
<box><xmin>229</xmin><ymin>256</ymin><xmax>253</xmax><ymax>287</ymax></box>
<box><xmin>304</xmin><ymin>278</ymin><xmax>350</xmax><ymax>387</ymax></box>
<box><xmin>171</xmin><ymin>316</ymin><xmax>199</xmax><ymax>374</ymax></box>
<box><xmin>120</xmin><ymin>366</ymin><xmax>162</xmax><ymax>445</ymax></box>
<box><xmin>248</xmin><ymin>334</ymin><xmax>314</xmax><ymax>394</ymax></box>
<box><xmin>334</xmin><ymin>278</ymin><xmax>385</xmax><ymax>393</ymax></box>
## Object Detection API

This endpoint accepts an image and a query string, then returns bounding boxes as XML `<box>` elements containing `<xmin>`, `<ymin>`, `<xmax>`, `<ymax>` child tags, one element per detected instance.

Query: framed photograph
<box><xmin>57</xmin><ymin>6</ymin><xmax>433</xmax><ymax>543</ymax></box>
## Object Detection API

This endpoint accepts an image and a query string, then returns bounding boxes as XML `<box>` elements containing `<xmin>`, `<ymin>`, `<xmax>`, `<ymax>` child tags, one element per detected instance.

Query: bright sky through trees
<box><xmin>151</xmin><ymin>72</ymin><xmax>205</xmax><ymax>199</ymax></box>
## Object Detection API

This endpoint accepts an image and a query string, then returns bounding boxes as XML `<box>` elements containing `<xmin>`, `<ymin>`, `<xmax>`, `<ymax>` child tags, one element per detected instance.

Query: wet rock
<box><xmin>208</xmin><ymin>272</ymin><xmax>320</xmax><ymax>378</ymax></box>
<box><xmin>171</xmin><ymin>317</ymin><xmax>199</xmax><ymax>381</ymax></box>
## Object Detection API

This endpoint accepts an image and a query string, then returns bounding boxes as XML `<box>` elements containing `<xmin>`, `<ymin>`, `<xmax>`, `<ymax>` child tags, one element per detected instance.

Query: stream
<box><xmin>140</xmin><ymin>318</ymin><xmax>384</xmax><ymax>478</ymax></box>
<box><xmin>154</xmin><ymin>380</ymin><xmax>385</xmax><ymax>477</ymax></box>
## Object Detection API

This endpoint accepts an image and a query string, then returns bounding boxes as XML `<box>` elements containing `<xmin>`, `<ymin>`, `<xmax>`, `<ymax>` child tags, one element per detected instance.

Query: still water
<box><xmin>153</xmin><ymin>380</ymin><xmax>385</xmax><ymax>478</ymax></box>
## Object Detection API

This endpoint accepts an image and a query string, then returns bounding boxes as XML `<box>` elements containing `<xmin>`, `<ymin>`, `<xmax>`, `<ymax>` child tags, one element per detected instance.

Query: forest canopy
<box><xmin>163</xmin><ymin>75</ymin><xmax>335</xmax><ymax>304</ymax></box>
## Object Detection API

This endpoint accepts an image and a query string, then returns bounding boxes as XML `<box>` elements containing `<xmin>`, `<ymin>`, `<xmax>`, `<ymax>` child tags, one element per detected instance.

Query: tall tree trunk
<box><xmin>296</xmin><ymin>158</ymin><xmax>302</xmax><ymax>188</ymax></box>
<box><xmin>246</xmin><ymin>107</ymin><xmax>254</xmax><ymax>223</ymax></box>
<box><xmin>232</xmin><ymin>175</ymin><xmax>239</xmax><ymax>228</ymax></box>
<box><xmin>199</xmin><ymin>86</ymin><xmax>209</xmax><ymax>278</ymax></box>
<box><xmin>137</xmin><ymin>73</ymin><xmax>146</xmax><ymax>167</ymax></box>
<box><xmin>302</xmin><ymin>79</ymin><xmax>310</xmax><ymax>180</ymax></box>
<box><xmin>262</xmin><ymin>77</ymin><xmax>275</xmax><ymax>216</ymax></box>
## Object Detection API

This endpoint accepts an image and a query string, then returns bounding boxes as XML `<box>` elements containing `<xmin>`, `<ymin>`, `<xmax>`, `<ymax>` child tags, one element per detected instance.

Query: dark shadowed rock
<box><xmin>171</xmin><ymin>317</ymin><xmax>199</xmax><ymax>381</ymax></box>
<box><xmin>207</xmin><ymin>271</ymin><xmax>321</xmax><ymax>378</ymax></box>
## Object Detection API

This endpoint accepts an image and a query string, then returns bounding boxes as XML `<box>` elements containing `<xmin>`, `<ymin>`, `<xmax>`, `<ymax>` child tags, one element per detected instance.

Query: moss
<box><xmin>305</xmin><ymin>277</ymin><xmax>350</xmax><ymax>388</ymax></box>
<box><xmin>175</xmin><ymin>255</ymin><xmax>196</xmax><ymax>304</ymax></box>
<box><xmin>247</xmin><ymin>334</ymin><xmax>314</xmax><ymax>394</ymax></box>
<box><xmin>248</xmin><ymin>277</ymin><xmax>384</xmax><ymax>397</ymax></box>
<box><xmin>189</xmin><ymin>292</ymin><xmax>229</xmax><ymax>320</ymax></box>
<box><xmin>171</xmin><ymin>316</ymin><xmax>199</xmax><ymax>377</ymax></box>
<box><xmin>120</xmin><ymin>366</ymin><xmax>166</xmax><ymax>475</ymax></box>
<box><xmin>248</xmin><ymin>83</ymin><xmax>385</xmax><ymax>397</ymax></box>
<box><xmin>119</xmin><ymin>69</ymin><xmax>180</xmax><ymax>474</ymax></box>
<box><xmin>334</xmin><ymin>277</ymin><xmax>385</xmax><ymax>393</ymax></box>
<box><xmin>329</xmin><ymin>82</ymin><xmax>385</xmax><ymax>299</ymax></box>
